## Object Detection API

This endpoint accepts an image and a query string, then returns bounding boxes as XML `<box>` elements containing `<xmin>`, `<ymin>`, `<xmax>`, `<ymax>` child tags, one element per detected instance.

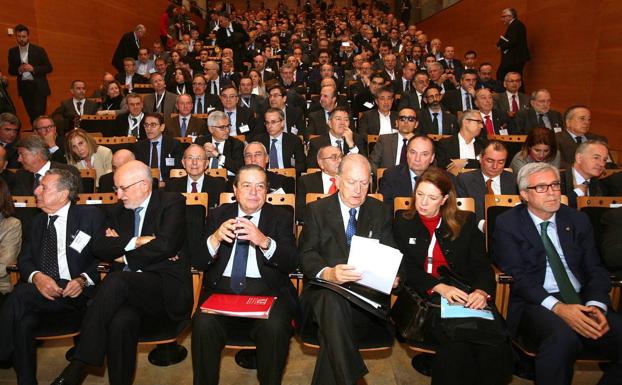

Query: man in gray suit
<box><xmin>142</xmin><ymin>73</ymin><xmax>177</xmax><ymax>120</ymax></box>
<box><xmin>555</xmin><ymin>105</ymin><xmax>610</xmax><ymax>168</ymax></box>
<box><xmin>456</xmin><ymin>141</ymin><xmax>517</xmax><ymax>232</ymax></box>
<box><xmin>511</xmin><ymin>89</ymin><xmax>563</xmax><ymax>134</ymax></box>
<box><xmin>369</xmin><ymin>106</ymin><xmax>418</xmax><ymax>172</ymax></box>
<box><xmin>493</xmin><ymin>72</ymin><xmax>528</xmax><ymax>118</ymax></box>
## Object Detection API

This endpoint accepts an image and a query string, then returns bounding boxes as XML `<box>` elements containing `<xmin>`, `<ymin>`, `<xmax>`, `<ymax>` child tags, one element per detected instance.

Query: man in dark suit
<box><xmin>164</xmin><ymin>144</ymin><xmax>226</xmax><ymax>208</ymax></box>
<box><xmin>164</xmin><ymin>94</ymin><xmax>208</xmax><ymax>138</ymax></box>
<box><xmin>493</xmin><ymin>72</ymin><xmax>528</xmax><ymax>118</ymax></box>
<box><xmin>195</xmin><ymin>110</ymin><xmax>245</xmax><ymax>175</ymax></box>
<box><xmin>392</xmin><ymin>62</ymin><xmax>417</xmax><ymax>96</ymax></box>
<box><xmin>438</xmin><ymin>46</ymin><xmax>464</xmax><ymax>81</ymax></box>
<box><xmin>493</xmin><ymin>162</ymin><xmax>622</xmax><ymax>385</ymax></box>
<box><xmin>418</xmin><ymin>86</ymin><xmax>459</xmax><ymax>136</ymax></box>
<box><xmin>238</xmin><ymin>77</ymin><xmax>268</xmax><ymax>118</ymax></box>
<box><xmin>111</xmin><ymin>25</ymin><xmax>145</xmax><ymax>73</ymax></box>
<box><xmin>53</xmin><ymin>160</ymin><xmax>192</xmax><ymax>385</ymax></box>
<box><xmin>379</xmin><ymin>135</ymin><xmax>437</xmax><ymax>208</ymax></box>
<box><xmin>600</xmin><ymin>207</ymin><xmax>622</xmax><ymax>271</ymax></box>
<box><xmin>0</xmin><ymin>146</ymin><xmax>16</xmax><ymax>191</ymax></box>
<box><xmin>12</xmin><ymin>136</ymin><xmax>80</xmax><ymax>196</ymax></box>
<box><xmin>496</xmin><ymin>8</ymin><xmax>530</xmax><ymax>88</ymax></box>
<box><xmin>33</xmin><ymin>115</ymin><xmax>66</xmax><ymax>163</ymax></box>
<box><xmin>0</xmin><ymin>168</ymin><xmax>103</xmax><ymax>385</ymax></box>
<box><xmin>351</xmin><ymin>74</ymin><xmax>386</xmax><ymax>116</ymax></box>
<box><xmin>296</xmin><ymin>145</ymin><xmax>342</xmax><ymax>223</ymax></box>
<box><xmin>252</xmin><ymin>54</ymin><xmax>276</xmax><ymax>83</ymax></box>
<box><xmin>456</xmin><ymin>141</ymin><xmax>517</xmax><ymax>231</ymax></box>
<box><xmin>113</xmin><ymin>93</ymin><xmax>147</xmax><ymax>138</ymax></box>
<box><xmin>191</xmin><ymin>74</ymin><xmax>223</xmax><ymax>114</ymax></box>
<box><xmin>436</xmin><ymin>110</ymin><xmax>486</xmax><ymax>172</ymax></box>
<box><xmin>114</xmin><ymin>58</ymin><xmax>148</xmax><ymax>94</ymax></box>
<box><xmin>0</xmin><ymin>112</ymin><xmax>22</xmax><ymax>168</ymax></box>
<box><xmin>398</xmin><ymin>71</ymin><xmax>429</xmax><ymax>112</ymax></box>
<box><xmin>97</xmin><ymin>149</ymin><xmax>135</xmax><ymax>193</ymax></box>
<box><xmin>560</xmin><ymin>140</ymin><xmax>609</xmax><ymax>208</ymax></box>
<box><xmin>263</xmin><ymin>85</ymin><xmax>306</xmax><ymax>136</ymax></box>
<box><xmin>474</xmin><ymin>88</ymin><xmax>512</xmax><ymax>136</ymax></box>
<box><xmin>215</xmin><ymin>14</ymin><xmax>249</xmax><ymax>72</ymax></box>
<box><xmin>220</xmin><ymin>85</ymin><xmax>257</xmax><ymax>139</ymax></box>
<box><xmin>369</xmin><ymin>107</ymin><xmax>418</xmax><ymax>172</ymax></box>
<box><xmin>357</xmin><ymin>87</ymin><xmax>398</xmax><ymax>137</ymax></box>
<box><xmin>134</xmin><ymin>112</ymin><xmax>183</xmax><ymax>185</ymax></box>
<box><xmin>255</xmin><ymin>108</ymin><xmax>306</xmax><ymax>176</ymax></box>
<box><xmin>191</xmin><ymin>164</ymin><xmax>297</xmax><ymax>385</ymax></box>
<box><xmin>239</xmin><ymin>141</ymin><xmax>295</xmax><ymax>194</ymax></box>
<box><xmin>307</xmin><ymin>107</ymin><xmax>367</xmax><ymax>168</ymax></box>
<box><xmin>299</xmin><ymin>154</ymin><xmax>396</xmax><ymax>385</ymax></box>
<box><xmin>476</xmin><ymin>63</ymin><xmax>505</xmax><ymax>93</ymax></box>
<box><xmin>305</xmin><ymin>85</ymin><xmax>339</xmax><ymax>138</ymax></box>
<box><xmin>512</xmin><ymin>89</ymin><xmax>564</xmax><ymax>135</ymax></box>
<box><xmin>442</xmin><ymin>69</ymin><xmax>477</xmax><ymax>115</ymax></box>
<box><xmin>427</xmin><ymin>62</ymin><xmax>456</xmax><ymax>94</ymax></box>
<box><xmin>219</xmin><ymin>57</ymin><xmax>241</xmax><ymax>88</ymax></box>
<box><xmin>142</xmin><ymin>73</ymin><xmax>177</xmax><ymax>120</ymax></box>
<box><xmin>7</xmin><ymin>24</ymin><xmax>53</xmax><ymax>123</ymax></box>
<box><xmin>54</xmin><ymin>80</ymin><xmax>99</xmax><ymax>135</ymax></box>
<box><xmin>556</xmin><ymin>105</ymin><xmax>609</xmax><ymax>168</ymax></box>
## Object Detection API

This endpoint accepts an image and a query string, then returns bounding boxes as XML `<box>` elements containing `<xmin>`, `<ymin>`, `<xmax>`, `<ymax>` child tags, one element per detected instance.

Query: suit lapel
<box><xmin>326</xmin><ymin>195</ymin><xmax>348</xmax><ymax>257</ymax></box>
<box><xmin>64</xmin><ymin>205</ymin><xmax>80</xmax><ymax>274</ymax></box>
<box><xmin>519</xmin><ymin>206</ymin><xmax>545</xmax><ymax>253</ymax></box>
<box><xmin>142</xmin><ymin>191</ymin><xmax>161</xmax><ymax>236</ymax></box>
<box><xmin>390</xmin><ymin>134</ymin><xmax>399</xmax><ymax>164</ymax></box>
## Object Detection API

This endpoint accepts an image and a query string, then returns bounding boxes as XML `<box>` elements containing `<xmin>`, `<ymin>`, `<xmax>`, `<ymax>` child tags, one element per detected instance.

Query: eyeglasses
<box><xmin>264</xmin><ymin>119</ymin><xmax>283</xmax><ymax>126</ymax></box>
<box><xmin>144</xmin><ymin>122</ymin><xmax>160</xmax><ymax>128</ymax></box>
<box><xmin>320</xmin><ymin>154</ymin><xmax>343</xmax><ymax>161</ymax></box>
<box><xmin>113</xmin><ymin>180</ymin><xmax>144</xmax><ymax>193</ymax></box>
<box><xmin>465</xmin><ymin>118</ymin><xmax>483</xmax><ymax>124</ymax></box>
<box><xmin>526</xmin><ymin>182</ymin><xmax>562</xmax><ymax>193</ymax></box>
<box><xmin>398</xmin><ymin>116</ymin><xmax>417</xmax><ymax>122</ymax></box>
<box><xmin>211</xmin><ymin>124</ymin><xmax>231</xmax><ymax>130</ymax></box>
<box><xmin>34</xmin><ymin>124</ymin><xmax>55</xmax><ymax>132</ymax></box>
<box><xmin>183</xmin><ymin>156</ymin><xmax>207</xmax><ymax>162</ymax></box>
<box><xmin>268</xmin><ymin>93</ymin><xmax>283</xmax><ymax>98</ymax></box>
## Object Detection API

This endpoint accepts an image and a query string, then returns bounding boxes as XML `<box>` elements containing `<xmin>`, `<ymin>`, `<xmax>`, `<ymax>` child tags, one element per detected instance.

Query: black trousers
<box><xmin>0</xmin><ymin>282</ymin><xmax>86</xmax><ymax>385</ymax></box>
<box><xmin>301</xmin><ymin>285</ymin><xmax>387</xmax><ymax>385</ymax></box>
<box><xmin>191</xmin><ymin>277</ymin><xmax>293</xmax><ymax>385</ymax></box>
<box><xmin>520</xmin><ymin>304</ymin><xmax>622</xmax><ymax>385</ymax></box>
<box><xmin>19</xmin><ymin>81</ymin><xmax>48</xmax><ymax>124</ymax></box>
<box><xmin>73</xmin><ymin>271</ymin><xmax>168</xmax><ymax>385</ymax></box>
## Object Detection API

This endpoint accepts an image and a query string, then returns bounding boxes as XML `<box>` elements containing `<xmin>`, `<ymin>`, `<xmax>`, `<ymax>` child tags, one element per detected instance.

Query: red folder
<box><xmin>200</xmin><ymin>294</ymin><xmax>277</xmax><ymax>319</ymax></box>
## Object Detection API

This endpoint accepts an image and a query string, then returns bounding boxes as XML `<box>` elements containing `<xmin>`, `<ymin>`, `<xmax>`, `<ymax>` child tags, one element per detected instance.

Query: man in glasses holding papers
<box><xmin>494</xmin><ymin>162</ymin><xmax>622</xmax><ymax>385</ymax></box>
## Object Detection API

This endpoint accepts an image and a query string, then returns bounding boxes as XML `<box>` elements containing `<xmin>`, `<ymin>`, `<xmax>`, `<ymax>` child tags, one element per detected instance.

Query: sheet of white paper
<box><xmin>347</xmin><ymin>235</ymin><xmax>403</xmax><ymax>294</ymax></box>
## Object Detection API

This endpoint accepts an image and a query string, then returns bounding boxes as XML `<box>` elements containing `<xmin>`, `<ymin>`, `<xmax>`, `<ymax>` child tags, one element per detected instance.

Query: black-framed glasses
<box><xmin>320</xmin><ymin>154</ymin><xmax>343</xmax><ymax>161</ymax></box>
<box><xmin>398</xmin><ymin>116</ymin><xmax>417</xmax><ymax>122</ymax></box>
<box><xmin>264</xmin><ymin>119</ymin><xmax>283</xmax><ymax>126</ymax></box>
<box><xmin>526</xmin><ymin>182</ymin><xmax>561</xmax><ymax>193</ymax></box>
<box><xmin>211</xmin><ymin>124</ymin><xmax>231</xmax><ymax>130</ymax></box>
<box><xmin>465</xmin><ymin>118</ymin><xmax>483</xmax><ymax>124</ymax></box>
<box><xmin>113</xmin><ymin>180</ymin><xmax>144</xmax><ymax>193</ymax></box>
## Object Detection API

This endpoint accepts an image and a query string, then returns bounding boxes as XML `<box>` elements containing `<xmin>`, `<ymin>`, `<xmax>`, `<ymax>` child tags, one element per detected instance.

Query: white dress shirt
<box><xmin>457</xmin><ymin>132</ymin><xmax>476</xmax><ymax>160</ymax></box>
<box><xmin>378</xmin><ymin>111</ymin><xmax>393</xmax><ymax>135</ymax></box>
<box><xmin>186</xmin><ymin>174</ymin><xmax>205</xmax><ymax>192</ymax></box>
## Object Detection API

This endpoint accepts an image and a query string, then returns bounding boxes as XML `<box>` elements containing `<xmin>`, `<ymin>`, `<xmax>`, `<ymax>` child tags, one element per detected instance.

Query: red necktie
<box><xmin>191</xmin><ymin>181</ymin><xmax>198</xmax><ymax>193</ymax></box>
<box><xmin>485</xmin><ymin>115</ymin><xmax>494</xmax><ymax>135</ymax></box>
<box><xmin>511</xmin><ymin>95</ymin><xmax>519</xmax><ymax>113</ymax></box>
<box><xmin>486</xmin><ymin>178</ymin><xmax>494</xmax><ymax>195</ymax></box>
<box><xmin>328</xmin><ymin>177</ymin><xmax>337</xmax><ymax>194</ymax></box>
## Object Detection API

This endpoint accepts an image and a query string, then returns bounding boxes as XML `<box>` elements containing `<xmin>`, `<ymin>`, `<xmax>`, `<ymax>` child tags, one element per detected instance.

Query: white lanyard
<box><xmin>177</xmin><ymin>84</ymin><xmax>185</xmax><ymax>95</ymax></box>
<box><xmin>426</xmin><ymin>217</ymin><xmax>442</xmax><ymax>274</ymax></box>
<box><xmin>155</xmin><ymin>93</ymin><xmax>164</xmax><ymax>110</ymax></box>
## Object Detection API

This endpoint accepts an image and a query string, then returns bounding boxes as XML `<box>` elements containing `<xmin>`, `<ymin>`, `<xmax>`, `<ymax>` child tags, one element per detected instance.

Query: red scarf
<box><xmin>419</xmin><ymin>213</ymin><xmax>448</xmax><ymax>278</ymax></box>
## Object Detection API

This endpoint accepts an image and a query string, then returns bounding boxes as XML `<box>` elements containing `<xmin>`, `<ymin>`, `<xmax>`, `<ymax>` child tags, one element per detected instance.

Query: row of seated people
<box><xmin>0</xmin><ymin>153</ymin><xmax>621</xmax><ymax>385</ymax></box>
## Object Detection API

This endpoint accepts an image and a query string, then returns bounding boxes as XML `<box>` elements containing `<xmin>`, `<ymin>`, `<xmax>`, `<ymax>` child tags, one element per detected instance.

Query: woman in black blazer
<box><xmin>393</xmin><ymin>167</ymin><xmax>512</xmax><ymax>385</ymax></box>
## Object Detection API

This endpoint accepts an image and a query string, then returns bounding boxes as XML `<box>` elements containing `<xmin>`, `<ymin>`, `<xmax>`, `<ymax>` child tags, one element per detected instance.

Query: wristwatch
<box><xmin>261</xmin><ymin>237</ymin><xmax>272</xmax><ymax>251</ymax></box>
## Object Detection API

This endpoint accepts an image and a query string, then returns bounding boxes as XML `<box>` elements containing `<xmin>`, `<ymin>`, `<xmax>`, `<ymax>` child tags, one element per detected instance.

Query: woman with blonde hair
<box><xmin>248</xmin><ymin>69</ymin><xmax>267</xmax><ymax>98</ymax></box>
<box><xmin>0</xmin><ymin>178</ymin><xmax>20</xmax><ymax>296</ymax></box>
<box><xmin>65</xmin><ymin>129</ymin><xmax>112</xmax><ymax>188</ymax></box>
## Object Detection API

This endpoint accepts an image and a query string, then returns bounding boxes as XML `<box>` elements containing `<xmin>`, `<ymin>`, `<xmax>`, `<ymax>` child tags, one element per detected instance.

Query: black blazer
<box><xmin>442</xmin><ymin>88</ymin><xmax>474</xmax><ymax>115</ymax></box>
<box><xmin>295</xmin><ymin>171</ymin><xmax>325</xmax><ymax>223</ymax></box>
<box><xmin>497</xmin><ymin>19</ymin><xmax>530</xmax><ymax>67</ymax></box>
<box><xmin>111</xmin><ymin>31</ymin><xmax>140</xmax><ymax>71</ymax></box>
<box><xmin>393</xmin><ymin>212</ymin><xmax>493</xmax><ymax>298</ymax></box>
<box><xmin>193</xmin><ymin>93</ymin><xmax>223</xmax><ymax>114</ymax></box>
<box><xmin>555</xmin><ymin>130</ymin><xmax>608</xmax><ymax>168</ymax></box>
<box><xmin>197</xmin><ymin>202</ymin><xmax>298</xmax><ymax>309</ymax></box>
<box><xmin>456</xmin><ymin>170</ymin><xmax>517</xmax><ymax>223</ymax></box>
<box><xmin>92</xmin><ymin>191</ymin><xmax>193</xmax><ymax>321</ymax></box>
<box><xmin>306</xmin><ymin>133</ymin><xmax>367</xmax><ymax>168</ymax></box>
<box><xmin>560</xmin><ymin>169</ymin><xmax>608</xmax><ymax>208</ymax></box>
<box><xmin>227</xmin><ymin>106</ymin><xmax>257</xmax><ymax>138</ymax></box>
<box><xmin>480</xmin><ymin>109</ymin><xmax>513</xmax><ymax>136</ymax></box>
<box><xmin>299</xmin><ymin>194</ymin><xmax>395</xmax><ymax>279</ymax></box>
<box><xmin>435</xmin><ymin>135</ymin><xmax>486</xmax><ymax>169</ymax></box>
<box><xmin>13</xmin><ymin>162</ymin><xmax>81</xmax><ymax>196</ymax></box>
<box><xmin>255</xmin><ymin>132</ymin><xmax>306</xmax><ymax>176</ymax></box>
<box><xmin>8</xmin><ymin>43</ymin><xmax>52</xmax><ymax>97</ymax></box>
<box><xmin>134</xmin><ymin>135</ymin><xmax>183</xmax><ymax>180</ymax></box>
<box><xmin>113</xmin><ymin>113</ymin><xmax>147</xmax><ymax>138</ymax></box>
<box><xmin>0</xmin><ymin>170</ymin><xmax>16</xmax><ymax>192</ymax></box>
<box><xmin>164</xmin><ymin>115</ymin><xmax>208</xmax><ymax>137</ymax></box>
<box><xmin>4</xmin><ymin>142</ymin><xmax>20</xmax><ymax>169</ymax></box>
<box><xmin>18</xmin><ymin>204</ymin><xmax>104</xmax><ymax>296</ymax></box>
<box><xmin>417</xmin><ymin>108</ymin><xmax>459</xmax><ymax>136</ymax></box>
<box><xmin>358</xmin><ymin>110</ymin><xmax>398</xmax><ymax>136</ymax></box>
<box><xmin>194</xmin><ymin>135</ymin><xmax>245</xmax><ymax>174</ymax></box>
<box><xmin>511</xmin><ymin>108</ymin><xmax>564</xmax><ymax>135</ymax></box>
<box><xmin>379</xmin><ymin>164</ymin><xmax>414</xmax><ymax>207</ymax></box>
<box><xmin>56</xmin><ymin>98</ymin><xmax>99</xmax><ymax>134</ymax></box>
<box><xmin>238</xmin><ymin>94</ymin><xmax>267</xmax><ymax>117</ymax></box>
<box><xmin>164</xmin><ymin>175</ymin><xmax>227</xmax><ymax>208</ymax></box>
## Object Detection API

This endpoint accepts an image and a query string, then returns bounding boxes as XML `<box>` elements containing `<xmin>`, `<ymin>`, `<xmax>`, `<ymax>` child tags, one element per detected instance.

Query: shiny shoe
<box><xmin>234</xmin><ymin>350</ymin><xmax>257</xmax><ymax>370</ymax></box>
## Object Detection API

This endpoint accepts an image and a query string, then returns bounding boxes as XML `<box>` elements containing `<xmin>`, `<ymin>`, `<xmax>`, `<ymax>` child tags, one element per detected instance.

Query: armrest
<box><xmin>492</xmin><ymin>264</ymin><xmax>512</xmax><ymax>319</ymax></box>
<box><xmin>7</xmin><ymin>264</ymin><xmax>19</xmax><ymax>286</ymax></box>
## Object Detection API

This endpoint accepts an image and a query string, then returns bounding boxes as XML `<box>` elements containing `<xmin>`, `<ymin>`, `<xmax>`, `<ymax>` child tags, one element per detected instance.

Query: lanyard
<box><xmin>426</xmin><ymin>217</ymin><xmax>442</xmax><ymax>274</ymax></box>
<box><xmin>155</xmin><ymin>93</ymin><xmax>164</xmax><ymax>110</ymax></box>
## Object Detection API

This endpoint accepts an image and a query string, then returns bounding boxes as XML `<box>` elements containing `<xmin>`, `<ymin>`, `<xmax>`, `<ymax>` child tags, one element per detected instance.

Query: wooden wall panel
<box><xmin>417</xmin><ymin>0</ymin><xmax>622</xmax><ymax>149</ymax></box>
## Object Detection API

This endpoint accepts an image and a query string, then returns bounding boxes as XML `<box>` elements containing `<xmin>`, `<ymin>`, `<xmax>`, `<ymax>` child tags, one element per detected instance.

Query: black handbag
<box><xmin>390</xmin><ymin>286</ymin><xmax>439</xmax><ymax>342</ymax></box>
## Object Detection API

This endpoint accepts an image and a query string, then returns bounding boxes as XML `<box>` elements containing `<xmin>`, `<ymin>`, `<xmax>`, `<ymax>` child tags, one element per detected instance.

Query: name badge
<box><xmin>409</xmin><ymin>237</ymin><xmax>416</xmax><ymax>245</ymax></box>
<box><xmin>239</xmin><ymin>124</ymin><xmax>250</xmax><ymax>133</ymax></box>
<box><xmin>364</xmin><ymin>101</ymin><xmax>374</xmax><ymax>109</ymax></box>
<box><xmin>499</xmin><ymin>128</ymin><xmax>509</xmax><ymax>135</ymax></box>
<box><xmin>290</xmin><ymin>155</ymin><xmax>296</xmax><ymax>167</ymax></box>
<box><xmin>554</xmin><ymin>126</ymin><xmax>562</xmax><ymax>133</ymax></box>
<box><xmin>165</xmin><ymin>157</ymin><xmax>175</xmax><ymax>166</ymax></box>
<box><xmin>207</xmin><ymin>106</ymin><xmax>215</xmax><ymax>113</ymax></box>
<box><xmin>69</xmin><ymin>231</ymin><xmax>92</xmax><ymax>253</ymax></box>
<box><xmin>290</xmin><ymin>125</ymin><xmax>298</xmax><ymax>135</ymax></box>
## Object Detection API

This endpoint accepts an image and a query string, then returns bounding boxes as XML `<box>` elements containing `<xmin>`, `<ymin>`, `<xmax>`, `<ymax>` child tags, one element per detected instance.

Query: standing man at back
<box><xmin>496</xmin><ymin>8</ymin><xmax>530</xmax><ymax>89</ymax></box>
<box><xmin>112</xmin><ymin>25</ymin><xmax>146</xmax><ymax>73</ymax></box>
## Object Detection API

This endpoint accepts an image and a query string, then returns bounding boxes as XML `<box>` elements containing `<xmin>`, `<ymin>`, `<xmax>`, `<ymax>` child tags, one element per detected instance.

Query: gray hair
<box><xmin>46</xmin><ymin>168</ymin><xmax>79</xmax><ymax>202</ymax></box>
<box><xmin>0</xmin><ymin>112</ymin><xmax>21</xmax><ymax>130</ymax></box>
<box><xmin>576</xmin><ymin>139</ymin><xmax>608</xmax><ymax>155</ymax></box>
<box><xmin>516</xmin><ymin>163</ymin><xmax>560</xmax><ymax>192</ymax></box>
<box><xmin>208</xmin><ymin>110</ymin><xmax>228</xmax><ymax>126</ymax></box>
<box><xmin>337</xmin><ymin>153</ymin><xmax>371</xmax><ymax>177</ymax></box>
<box><xmin>244</xmin><ymin>141</ymin><xmax>268</xmax><ymax>155</ymax></box>
<box><xmin>17</xmin><ymin>135</ymin><xmax>50</xmax><ymax>161</ymax></box>
<box><xmin>426</xmin><ymin>62</ymin><xmax>443</xmax><ymax>72</ymax></box>
<box><xmin>460</xmin><ymin>109</ymin><xmax>481</xmax><ymax>125</ymax></box>
<box><xmin>530</xmin><ymin>88</ymin><xmax>550</xmax><ymax>101</ymax></box>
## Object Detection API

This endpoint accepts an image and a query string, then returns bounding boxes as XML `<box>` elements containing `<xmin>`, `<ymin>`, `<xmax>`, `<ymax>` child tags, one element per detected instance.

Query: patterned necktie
<box><xmin>538</xmin><ymin>113</ymin><xmax>546</xmax><ymax>127</ymax></box>
<box><xmin>486</xmin><ymin>178</ymin><xmax>494</xmax><ymax>195</ymax></box>
<box><xmin>211</xmin><ymin>142</ymin><xmax>221</xmax><ymax>169</ymax></box>
<box><xmin>464</xmin><ymin>94</ymin><xmax>472</xmax><ymax>110</ymax></box>
<box><xmin>432</xmin><ymin>112</ymin><xmax>439</xmax><ymax>134</ymax></box>
<box><xmin>485</xmin><ymin>115</ymin><xmax>494</xmax><ymax>135</ymax></box>
<box><xmin>41</xmin><ymin>215</ymin><xmax>60</xmax><ymax>280</ymax></box>
<box><xmin>345</xmin><ymin>208</ymin><xmax>357</xmax><ymax>247</ymax></box>
<box><xmin>230</xmin><ymin>215</ymin><xmax>253</xmax><ymax>294</ymax></box>
<box><xmin>181</xmin><ymin>117</ymin><xmax>187</xmax><ymax>137</ymax></box>
<box><xmin>76</xmin><ymin>101</ymin><xmax>82</xmax><ymax>115</ymax></box>
<box><xmin>269</xmin><ymin>138</ymin><xmax>279</xmax><ymax>169</ymax></box>
<box><xmin>575</xmin><ymin>136</ymin><xmax>583</xmax><ymax>144</ymax></box>
<box><xmin>399</xmin><ymin>138</ymin><xmax>408</xmax><ymax>165</ymax></box>
<box><xmin>540</xmin><ymin>221</ymin><xmax>581</xmax><ymax>304</ymax></box>
<box><xmin>191</xmin><ymin>181</ymin><xmax>198</xmax><ymax>193</ymax></box>
<box><xmin>336</xmin><ymin>139</ymin><xmax>343</xmax><ymax>153</ymax></box>
<box><xmin>511</xmin><ymin>95</ymin><xmax>519</xmax><ymax>113</ymax></box>
<box><xmin>197</xmin><ymin>97</ymin><xmax>203</xmax><ymax>114</ymax></box>
<box><xmin>328</xmin><ymin>177</ymin><xmax>337</xmax><ymax>194</ymax></box>
<box><xmin>131</xmin><ymin>117</ymin><xmax>138</xmax><ymax>137</ymax></box>
<box><xmin>150</xmin><ymin>142</ymin><xmax>159</xmax><ymax>168</ymax></box>
<box><xmin>33</xmin><ymin>173</ymin><xmax>42</xmax><ymax>192</ymax></box>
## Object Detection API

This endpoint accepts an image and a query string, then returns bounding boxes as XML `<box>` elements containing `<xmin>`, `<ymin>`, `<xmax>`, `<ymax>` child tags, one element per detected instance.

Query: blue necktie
<box><xmin>181</xmin><ymin>117</ymin><xmax>187</xmax><ymax>137</ymax></box>
<box><xmin>230</xmin><ymin>215</ymin><xmax>253</xmax><ymax>294</ymax></box>
<box><xmin>345</xmin><ymin>208</ymin><xmax>357</xmax><ymax>247</ymax></box>
<box><xmin>269</xmin><ymin>138</ymin><xmax>279</xmax><ymax>168</ymax></box>
<box><xmin>211</xmin><ymin>142</ymin><xmax>221</xmax><ymax>169</ymax></box>
<box><xmin>125</xmin><ymin>207</ymin><xmax>143</xmax><ymax>272</ymax></box>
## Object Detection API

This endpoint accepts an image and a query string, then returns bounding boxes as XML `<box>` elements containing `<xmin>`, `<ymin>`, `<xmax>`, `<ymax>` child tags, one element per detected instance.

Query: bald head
<box><xmin>114</xmin><ymin>160</ymin><xmax>152</xmax><ymax>209</ymax></box>
<box><xmin>112</xmin><ymin>149</ymin><xmax>136</xmax><ymax>172</ymax></box>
